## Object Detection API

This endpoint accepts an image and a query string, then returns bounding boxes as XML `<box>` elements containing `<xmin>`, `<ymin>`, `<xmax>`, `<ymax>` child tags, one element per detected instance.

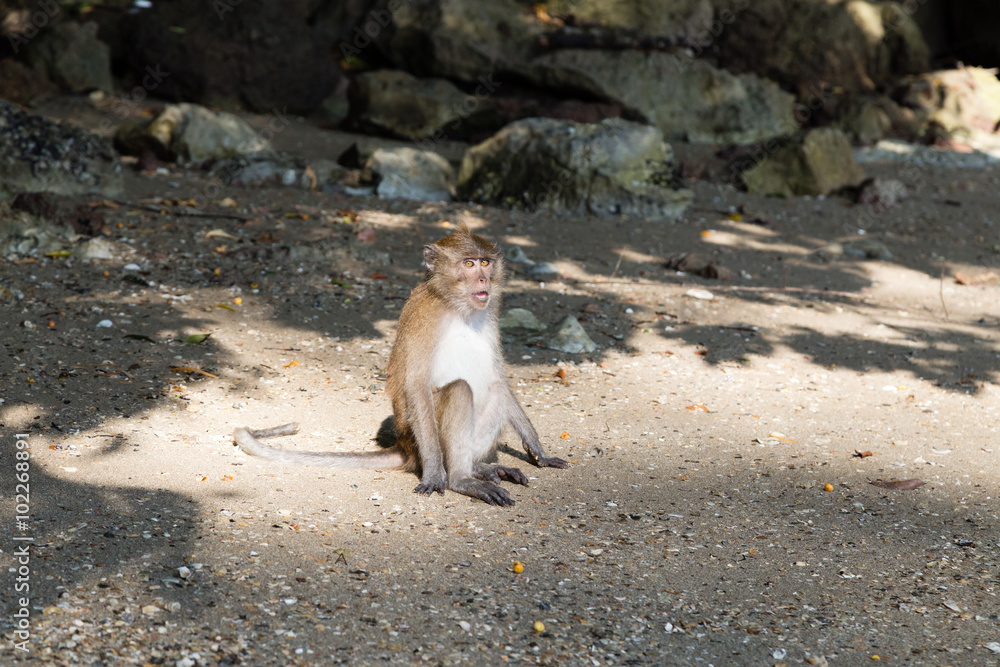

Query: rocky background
<box><xmin>2</xmin><ymin>0</ymin><xmax>1000</xmax><ymax>213</ymax></box>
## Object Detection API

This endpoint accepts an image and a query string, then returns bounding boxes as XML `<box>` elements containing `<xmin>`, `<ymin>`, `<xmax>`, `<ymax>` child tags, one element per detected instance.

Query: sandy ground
<box><xmin>3</xmin><ymin>97</ymin><xmax>1000</xmax><ymax>666</ymax></box>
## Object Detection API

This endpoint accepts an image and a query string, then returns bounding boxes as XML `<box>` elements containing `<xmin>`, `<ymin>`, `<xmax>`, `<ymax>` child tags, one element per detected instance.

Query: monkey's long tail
<box><xmin>233</xmin><ymin>423</ymin><xmax>408</xmax><ymax>469</ymax></box>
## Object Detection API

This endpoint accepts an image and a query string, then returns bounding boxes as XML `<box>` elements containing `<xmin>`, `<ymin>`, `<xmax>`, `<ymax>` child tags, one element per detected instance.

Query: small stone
<box><xmin>96</xmin><ymin>319</ymin><xmax>114</xmax><ymax>328</ymax></box>
<box><xmin>527</xmin><ymin>262</ymin><xmax>560</xmax><ymax>278</ymax></box>
<box><xmin>544</xmin><ymin>315</ymin><xmax>598</xmax><ymax>354</ymax></box>
<box><xmin>499</xmin><ymin>308</ymin><xmax>547</xmax><ymax>332</ymax></box>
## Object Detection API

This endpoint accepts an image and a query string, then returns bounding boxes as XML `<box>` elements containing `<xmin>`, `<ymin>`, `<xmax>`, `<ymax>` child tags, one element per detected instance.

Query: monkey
<box><xmin>234</xmin><ymin>225</ymin><xmax>568</xmax><ymax>506</ymax></box>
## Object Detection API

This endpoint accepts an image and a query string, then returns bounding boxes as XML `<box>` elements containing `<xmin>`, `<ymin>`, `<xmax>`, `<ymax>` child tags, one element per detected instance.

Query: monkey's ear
<box><xmin>422</xmin><ymin>244</ymin><xmax>439</xmax><ymax>272</ymax></box>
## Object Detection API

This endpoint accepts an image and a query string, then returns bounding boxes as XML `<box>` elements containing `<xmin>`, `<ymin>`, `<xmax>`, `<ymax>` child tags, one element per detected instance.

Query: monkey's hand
<box><xmin>532</xmin><ymin>455</ymin><xmax>569</xmax><ymax>469</ymax></box>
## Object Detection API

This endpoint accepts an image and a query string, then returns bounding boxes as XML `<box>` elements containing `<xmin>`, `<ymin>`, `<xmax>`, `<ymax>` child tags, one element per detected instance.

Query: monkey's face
<box><xmin>460</xmin><ymin>257</ymin><xmax>495</xmax><ymax>309</ymax></box>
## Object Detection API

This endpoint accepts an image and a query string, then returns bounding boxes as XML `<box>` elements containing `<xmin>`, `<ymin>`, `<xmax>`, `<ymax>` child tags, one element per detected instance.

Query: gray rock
<box><xmin>843</xmin><ymin>239</ymin><xmax>893</xmax><ymax>261</ymax></box>
<box><xmin>499</xmin><ymin>308</ymin><xmax>548</xmax><ymax>332</ymax></box>
<box><xmin>526</xmin><ymin>51</ymin><xmax>796</xmax><ymax>145</ymax></box>
<box><xmin>114</xmin><ymin>103</ymin><xmax>272</xmax><ymax>164</ymax></box>
<box><xmin>505</xmin><ymin>246</ymin><xmax>534</xmax><ymax>265</ymax></box>
<box><xmin>348</xmin><ymin>69</ymin><xmax>494</xmax><ymax>141</ymax></box>
<box><xmin>0</xmin><ymin>203</ymin><xmax>75</xmax><ymax>256</ymax></box>
<box><xmin>0</xmin><ymin>100</ymin><xmax>123</xmax><ymax>199</ymax></box>
<box><xmin>362</xmin><ymin>148</ymin><xmax>455</xmax><ymax>202</ymax></box>
<box><xmin>857</xmin><ymin>178</ymin><xmax>907</xmax><ymax>209</ymax></box>
<box><xmin>79</xmin><ymin>237</ymin><xmax>119</xmax><ymax>260</ymax></box>
<box><xmin>740</xmin><ymin>129</ymin><xmax>865</xmax><ymax>197</ymax></box>
<box><xmin>458</xmin><ymin>117</ymin><xmax>692</xmax><ymax>219</ymax></box>
<box><xmin>544</xmin><ymin>315</ymin><xmax>598</xmax><ymax>354</ymax></box>
<box><xmin>527</xmin><ymin>262</ymin><xmax>560</xmax><ymax>278</ymax></box>
<box><xmin>21</xmin><ymin>21</ymin><xmax>112</xmax><ymax>93</ymax></box>
<box><xmin>210</xmin><ymin>154</ymin><xmax>343</xmax><ymax>189</ymax></box>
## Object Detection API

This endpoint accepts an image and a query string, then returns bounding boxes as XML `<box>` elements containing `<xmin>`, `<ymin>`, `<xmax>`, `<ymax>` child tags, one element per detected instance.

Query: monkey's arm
<box><xmin>409</xmin><ymin>386</ymin><xmax>448</xmax><ymax>494</ymax></box>
<box><xmin>505</xmin><ymin>388</ymin><xmax>569</xmax><ymax>469</ymax></box>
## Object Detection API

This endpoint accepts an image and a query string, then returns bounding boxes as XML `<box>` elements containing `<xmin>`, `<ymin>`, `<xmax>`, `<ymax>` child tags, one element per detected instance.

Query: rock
<box><xmin>0</xmin><ymin>100</ymin><xmax>123</xmax><ymax>199</ymax></box>
<box><xmin>361</xmin><ymin>148</ymin><xmax>455</xmax><ymax>202</ymax></box>
<box><xmin>526</xmin><ymin>50</ymin><xmax>796</xmax><ymax>145</ymax></box>
<box><xmin>114</xmin><ymin>104</ymin><xmax>273</xmax><ymax>164</ymax></box>
<box><xmin>544</xmin><ymin>316</ymin><xmax>598</xmax><ymax>354</ymax></box>
<box><xmin>838</xmin><ymin>96</ymin><xmax>913</xmax><ymax>145</ymax></box>
<box><xmin>348</xmin><ymin>69</ymin><xmax>496</xmax><ymax>142</ymax></box>
<box><xmin>857</xmin><ymin>178</ymin><xmax>907</xmax><ymax>209</ymax></box>
<box><xmin>374</xmin><ymin>0</ymin><xmax>713</xmax><ymax>85</ymax></box>
<box><xmin>21</xmin><ymin>21</ymin><xmax>112</xmax><ymax>93</ymax></box>
<box><xmin>527</xmin><ymin>262</ymin><xmax>560</xmax><ymax>278</ymax></box>
<box><xmin>895</xmin><ymin>67</ymin><xmax>1000</xmax><ymax>141</ymax></box>
<box><xmin>499</xmin><ymin>308</ymin><xmax>548</xmax><ymax>332</ymax></box>
<box><xmin>0</xmin><ymin>203</ymin><xmax>75</xmax><ymax>257</ymax></box>
<box><xmin>209</xmin><ymin>155</ymin><xmax>343</xmax><ymax>190</ymax></box>
<box><xmin>373</xmin><ymin>0</ymin><xmax>545</xmax><ymax>84</ymax></box>
<box><xmin>843</xmin><ymin>239</ymin><xmax>892</xmax><ymax>260</ymax></box>
<box><xmin>458</xmin><ymin>117</ymin><xmax>692</xmax><ymax>219</ymax></box>
<box><xmin>543</xmin><ymin>0</ymin><xmax>713</xmax><ymax>42</ymax></box>
<box><xmin>716</xmin><ymin>0</ymin><xmax>928</xmax><ymax>98</ymax></box>
<box><xmin>120</xmin><ymin>0</ymin><xmax>337</xmax><ymax>113</ymax></box>
<box><xmin>739</xmin><ymin>129</ymin><xmax>865</xmax><ymax>197</ymax></box>
<box><xmin>505</xmin><ymin>246</ymin><xmax>534</xmax><ymax>265</ymax></box>
<box><xmin>79</xmin><ymin>237</ymin><xmax>119</xmax><ymax>260</ymax></box>
<box><xmin>0</xmin><ymin>58</ymin><xmax>57</xmax><ymax>106</ymax></box>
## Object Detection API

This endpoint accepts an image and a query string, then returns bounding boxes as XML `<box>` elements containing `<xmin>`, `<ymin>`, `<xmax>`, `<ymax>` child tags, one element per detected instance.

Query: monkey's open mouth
<box><xmin>473</xmin><ymin>291</ymin><xmax>489</xmax><ymax>302</ymax></box>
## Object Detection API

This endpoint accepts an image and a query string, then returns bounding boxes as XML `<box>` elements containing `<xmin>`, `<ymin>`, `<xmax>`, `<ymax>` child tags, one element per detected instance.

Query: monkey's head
<box><xmin>424</xmin><ymin>225</ymin><xmax>505</xmax><ymax>316</ymax></box>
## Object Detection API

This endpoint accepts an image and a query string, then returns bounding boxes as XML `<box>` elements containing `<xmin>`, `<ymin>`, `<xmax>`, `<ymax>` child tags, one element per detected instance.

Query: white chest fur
<box><xmin>430</xmin><ymin>314</ymin><xmax>498</xmax><ymax>404</ymax></box>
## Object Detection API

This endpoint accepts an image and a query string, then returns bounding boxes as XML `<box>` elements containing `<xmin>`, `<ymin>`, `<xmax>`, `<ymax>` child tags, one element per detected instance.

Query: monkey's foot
<box><xmin>450</xmin><ymin>478</ymin><xmax>515</xmax><ymax>506</ymax></box>
<box><xmin>413</xmin><ymin>475</ymin><xmax>446</xmax><ymax>496</ymax></box>
<box><xmin>474</xmin><ymin>463</ymin><xmax>529</xmax><ymax>486</ymax></box>
<box><xmin>533</xmin><ymin>455</ymin><xmax>569</xmax><ymax>469</ymax></box>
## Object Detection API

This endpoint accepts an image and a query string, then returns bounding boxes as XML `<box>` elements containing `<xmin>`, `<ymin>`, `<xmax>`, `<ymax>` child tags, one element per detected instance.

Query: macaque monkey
<box><xmin>234</xmin><ymin>225</ymin><xmax>568</xmax><ymax>506</ymax></box>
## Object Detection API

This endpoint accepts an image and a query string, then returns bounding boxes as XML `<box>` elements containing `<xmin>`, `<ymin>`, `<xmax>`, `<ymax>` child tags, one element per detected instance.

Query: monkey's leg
<box><xmin>505</xmin><ymin>387</ymin><xmax>569</xmax><ymax>469</ymax></box>
<box><xmin>437</xmin><ymin>380</ymin><xmax>514</xmax><ymax>506</ymax></box>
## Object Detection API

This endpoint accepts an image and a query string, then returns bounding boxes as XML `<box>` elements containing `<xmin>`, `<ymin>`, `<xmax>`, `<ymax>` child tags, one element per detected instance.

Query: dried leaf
<box><xmin>170</xmin><ymin>366</ymin><xmax>219</xmax><ymax>379</ymax></box>
<box><xmin>686</xmin><ymin>404</ymin><xmax>708</xmax><ymax>412</ymax></box>
<box><xmin>357</xmin><ymin>227</ymin><xmax>376</xmax><ymax>243</ymax></box>
<box><xmin>215</xmin><ymin>304</ymin><xmax>235</xmax><ymax>311</ymax></box>
<box><xmin>182</xmin><ymin>333</ymin><xmax>212</xmax><ymax>345</ymax></box>
<box><xmin>854</xmin><ymin>449</ymin><xmax>874</xmax><ymax>458</ymax></box>
<box><xmin>205</xmin><ymin>228</ymin><xmax>238</xmax><ymax>240</ymax></box>
<box><xmin>870</xmin><ymin>478</ymin><xmax>925</xmax><ymax>490</ymax></box>
<box><xmin>283</xmin><ymin>360</ymin><xmax>300</xmax><ymax>368</ymax></box>
<box><xmin>555</xmin><ymin>369</ymin><xmax>567</xmax><ymax>379</ymax></box>
<box><xmin>954</xmin><ymin>270</ymin><xmax>998</xmax><ymax>286</ymax></box>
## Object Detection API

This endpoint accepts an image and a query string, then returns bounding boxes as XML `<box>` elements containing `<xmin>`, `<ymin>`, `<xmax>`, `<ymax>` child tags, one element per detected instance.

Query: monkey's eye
<box><xmin>464</xmin><ymin>259</ymin><xmax>475</xmax><ymax>268</ymax></box>
<box><xmin>480</xmin><ymin>259</ymin><xmax>490</xmax><ymax>267</ymax></box>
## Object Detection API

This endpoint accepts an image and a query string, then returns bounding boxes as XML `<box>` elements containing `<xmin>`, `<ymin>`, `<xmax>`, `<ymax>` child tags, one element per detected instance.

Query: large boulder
<box><xmin>715</xmin><ymin>0</ymin><xmax>929</xmax><ymax>98</ymax></box>
<box><xmin>19</xmin><ymin>21</ymin><xmax>112</xmax><ymax>93</ymax></box>
<box><xmin>457</xmin><ymin>117</ymin><xmax>692</xmax><ymax>220</ymax></box>
<box><xmin>347</xmin><ymin>69</ymin><xmax>496</xmax><ymax>141</ymax></box>
<box><xmin>114</xmin><ymin>104</ymin><xmax>273</xmax><ymax>164</ymax></box>
<box><xmin>371</xmin><ymin>0</ymin><xmax>544</xmax><ymax>83</ymax></box>
<box><xmin>526</xmin><ymin>50</ymin><xmax>797</xmax><ymax>145</ymax></box>
<box><xmin>738</xmin><ymin>128</ymin><xmax>865</xmax><ymax>197</ymax></box>
<box><xmin>894</xmin><ymin>67</ymin><xmax>1000</xmax><ymax>140</ymax></box>
<box><xmin>0</xmin><ymin>101</ymin><xmax>123</xmax><ymax>199</ymax></box>
<box><xmin>371</xmin><ymin>0</ymin><xmax>716</xmax><ymax>84</ymax></box>
<box><xmin>119</xmin><ymin>0</ymin><xmax>337</xmax><ymax>113</ymax></box>
<box><xmin>362</xmin><ymin>148</ymin><xmax>455</xmax><ymax>202</ymax></box>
